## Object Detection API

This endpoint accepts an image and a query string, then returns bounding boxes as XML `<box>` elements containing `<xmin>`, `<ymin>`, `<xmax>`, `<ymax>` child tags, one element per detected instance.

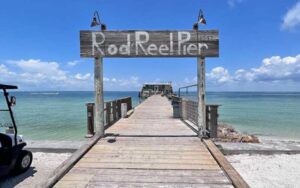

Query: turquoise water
<box><xmin>0</xmin><ymin>91</ymin><xmax>299</xmax><ymax>140</ymax></box>
<box><xmin>0</xmin><ymin>91</ymin><xmax>139</xmax><ymax>140</ymax></box>
<box><xmin>181</xmin><ymin>92</ymin><xmax>300</xmax><ymax>140</ymax></box>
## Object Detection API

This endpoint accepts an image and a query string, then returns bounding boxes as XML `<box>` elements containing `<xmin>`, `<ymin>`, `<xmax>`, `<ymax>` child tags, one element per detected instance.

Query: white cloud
<box><xmin>103</xmin><ymin>76</ymin><xmax>141</xmax><ymax>90</ymax></box>
<box><xmin>67</xmin><ymin>60</ymin><xmax>80</xmax><ymax>67</ymax></box>
<box><xmin>118</xmin><ymin>76</ymin><xmax>140</xmax><ymax>87</ymax></box>
<box><xmin>74</xmin><ymin>73</ymin><xmax>92</xmax><ymax>81</ymax></box>
<box><xmin>228</xmin><ymin>0</ymin><xmax>245</xmax><ymax>8</ymax></box>
<box><xmin>282</xmin><ymin>1</ymin><xmax>300</xmax><ymax>30</ymax></box>
<box><xmin>0</xmin><ymin>59</ymin><xmax>93</xmax><ymax>90</ymax></box>
<box><xmin>234</xmin><ymin>55</ymin><xmax>300</xmax><ymax>82</ymax></box>
<box><xmin>207</xmin><ymin>67</ymin><xmax>232</xmax><ymax>84</ymax></box>
<box><xmin>8</xmin><ymin>59</ymin><xmax>67</xmax><ymax>81</ymax></box>
<box><xmin>181</xmin><ymin>54</ymin><xmax>300</xmax><ymax>90</ymax></box>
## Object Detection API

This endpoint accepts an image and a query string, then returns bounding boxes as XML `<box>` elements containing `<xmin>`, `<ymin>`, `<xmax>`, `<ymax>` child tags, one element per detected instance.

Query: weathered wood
<box><xmin>208</xmin><ymin>105</ymin><xmax>219</xmax><ymax>138</ymax></box>
<box><xmin>203</xmin><ymin>139</ymin><xmax>250</xmax><ymax>188</ymax></box>
<box><xmin>53</xmin><ymin>96</ymin><xmax>242</xmax><ymax>188</ymax></box>
<box><xmin>80</xmin><ymin>30</ymin><xmax>219</xmax><ymax>57</ymax></box>
<box><xmin>67</xmin><ymin>168</ymin><xmax>227</xmax><ymax>177</ymax></box>
<box><xmin>197</xmin><ymin>57</ymin><xmax>206</xmax><ymax>136</ymax></box>
<box><xmin>41</xmin><ymin>133</ymin><xmax>102</xmax><ymax>188</ymax></box>
<box><xmin>117</xmin><ymin>100</ymin><xmax>121</xmax><ymax>118</ymax></box>
<box><xmin>85</xmin><ymin>103</ymin><xmax>94</xmax><ymax>137</ymax></box>
<box><xmin>94</xmin><ymin>57</ymin><xmax>104</xmax><ymax>137</ymax></box>
<box><xmin>112</xmin><ymin>101</ymin><xmax>117</xmax><ymax>121</ymax></box>
<box><xmin>121</xmin><ymin>103</ymin><xmax>128</xmax><ymax>118</ymax></box>
<box><xmin>105</xmin><ymin>102</ymin><xmax>111</xmax><ymax>125</ymax></box>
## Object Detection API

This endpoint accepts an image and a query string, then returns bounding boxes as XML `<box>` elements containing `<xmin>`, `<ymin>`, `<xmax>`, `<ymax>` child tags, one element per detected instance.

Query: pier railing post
<box><xmin>86</xmin><ymin>103</ymin><xmax>94</xmax><ymax>137</ymax></box>
<box><xmin>94</xmin><ymin>57</ymin><xmax>105</xmax><ymax>137</ymax></box>
<box><xmin>197</xmin><ymin>57</ymin><xmax>206</xmax><ymax>137</ymax></box>
<box><xmin>106</xmin><ymin>102</ymin><xmax>111</xmax><ymax>126</ymax></box>
<box><xmin>208</xmin><ymin>105</ymin><xmax>220</xmax><ymax>138</ymax></box>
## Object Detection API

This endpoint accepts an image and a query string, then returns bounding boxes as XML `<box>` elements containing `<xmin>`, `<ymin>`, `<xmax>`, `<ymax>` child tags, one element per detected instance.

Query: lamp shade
<box><xmin>199</xmin><ymin>15</ymin><xmax>206</xmax><ymax>25</ymax></box>
<box><xmin>90</xmin><ymin>16</ymin><xmax>100</xmax><ymax>27</ymax></box>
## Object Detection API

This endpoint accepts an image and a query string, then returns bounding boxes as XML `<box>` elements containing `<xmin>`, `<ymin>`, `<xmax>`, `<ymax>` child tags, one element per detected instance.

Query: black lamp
<box><xmin>193</xmin><ymin>9</ymin><xmax>206</xmax><ymax>30</ymax></box>
<box><xmin>91</xmin><ymin>11</ymin><xmax>106</xmax><ymax>30</ymax></box>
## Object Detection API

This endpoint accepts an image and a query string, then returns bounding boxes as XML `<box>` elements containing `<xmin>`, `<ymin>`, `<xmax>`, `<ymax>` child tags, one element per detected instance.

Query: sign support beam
<box><xmin>94</xmin><ymin>57</ymin><xmax>105</xmax><ymax>137</ymax></box>
<box><xmin>197</xmin><ymin>57</ymin><xmax>206</xmax><ymax>137</ymax></box>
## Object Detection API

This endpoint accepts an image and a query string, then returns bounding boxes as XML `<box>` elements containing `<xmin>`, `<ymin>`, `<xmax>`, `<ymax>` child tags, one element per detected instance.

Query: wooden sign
<box><xmin>80</xmin><ymin>30</ymin><xmax>219</xmax><ymax>58</ymax></box>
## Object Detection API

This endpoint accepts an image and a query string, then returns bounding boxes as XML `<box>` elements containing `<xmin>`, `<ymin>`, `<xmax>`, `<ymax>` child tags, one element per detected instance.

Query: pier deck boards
<box><xmin>55</xmin><ymin>95</ymin><xmax>234</xmax><ymax>188</ymax></box>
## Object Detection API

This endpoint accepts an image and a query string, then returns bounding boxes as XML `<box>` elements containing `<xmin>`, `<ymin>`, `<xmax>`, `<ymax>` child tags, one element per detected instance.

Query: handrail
<box><xmin>178</xmin><ymin>84</ymin><xmax>197</xmax><ymax>97</ymax></box>
<box><xmin>172</xmin><ymin>96</ymin><xmax>220</xmax><ymax>138</ymax></box>
<box><xmin>85</xmin><ymin>97</ymin><xmax>133</xmax><ymax>137</ymax></box>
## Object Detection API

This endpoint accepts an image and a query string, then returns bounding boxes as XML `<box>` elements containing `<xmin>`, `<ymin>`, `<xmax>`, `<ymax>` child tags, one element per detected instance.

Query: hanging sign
<box><xmin>80</xmin><ymin>30</ymin><xmax>219</xmax><ymax>57</ymax></box>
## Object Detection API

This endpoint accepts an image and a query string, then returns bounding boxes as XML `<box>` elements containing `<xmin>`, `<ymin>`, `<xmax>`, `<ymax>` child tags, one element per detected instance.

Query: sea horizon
<box><xmin>8</xmin><ymin>90</ymin><xmax>300</xmax><ymax>92</ymax></box>
<box><xmin>1</xmin><ymin>91</ymin><xmax>299</xmax><ymax>141</ymax></box>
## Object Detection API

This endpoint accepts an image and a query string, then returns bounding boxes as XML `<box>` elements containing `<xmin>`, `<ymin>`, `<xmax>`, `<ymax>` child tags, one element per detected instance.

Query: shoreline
<box><xmin>23</xmin><ymin>133</ymin><xmax>300</xmax><ymax>155</ymax></box>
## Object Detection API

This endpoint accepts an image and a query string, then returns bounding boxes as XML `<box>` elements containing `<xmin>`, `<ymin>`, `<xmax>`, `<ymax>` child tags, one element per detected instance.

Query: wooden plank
<box><xmin>203</xmin><ymin>139</ymin><xmax>250</xmax><ymax>188</ymax></box>
<box><xmin>83</xmin><ymin>153</ymin><xmax>214</xmax><ymax>159</ymax></box>
<box><xmin>41</xmin><ymin>133</ymin><xmax>102</xmax><ymax>188</ymax></box>
<box><xmin>55</xmin><ymin>182</ymin><xmax>233</xmax><ymax>188</ymax></box>
<box><xmin>68</xmin><ymin>168</ymin><xmax>226</xmax><ymax>177</ymax></box>
<box><xmin>79</xmin><ymin>157</ymin><xmax>217</xmax><ymax>165</ymax></box>
<box><xmin>80</xmin><ymin>30</ymin><xmax>219</xmax><ymax>57</ymax></box>
<box><xmin>52</xmin><ymin>96</ymin><xmax>234</xmax><ymax>188</ymax></box>
<box><xmin>75</xmin><ymin>162</ymin><xmax>220</xmax><ymax>170</ymax></box>
<box><xmin>61</xmin><ymin>173</ymin><xmax>229</xmax><ymax>184</ymax></box>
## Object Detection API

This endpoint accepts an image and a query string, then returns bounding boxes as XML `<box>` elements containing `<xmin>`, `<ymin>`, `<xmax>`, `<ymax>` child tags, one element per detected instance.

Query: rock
<box><xmin>214</xmin><ymin>122</ymin><xmax>260</xmax><ymax>143</ymax></box>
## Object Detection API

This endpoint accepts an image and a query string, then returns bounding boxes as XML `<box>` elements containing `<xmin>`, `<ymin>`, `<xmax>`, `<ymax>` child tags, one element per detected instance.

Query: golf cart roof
<box><xmin>0</xmin><ymin>84</ymin><xmax>18</xmax><ymax>90</ymax></box>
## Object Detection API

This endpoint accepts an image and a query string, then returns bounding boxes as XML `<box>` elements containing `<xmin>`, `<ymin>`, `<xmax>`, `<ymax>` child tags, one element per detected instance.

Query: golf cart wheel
<box><xmin>15</xmin><ymin>150</ymin><xmax>32</xmax><ymax>174</ymax></box>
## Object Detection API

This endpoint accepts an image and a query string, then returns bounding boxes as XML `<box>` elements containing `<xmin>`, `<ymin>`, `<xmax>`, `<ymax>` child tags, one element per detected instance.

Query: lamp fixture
<box><xmin>90</xmin><ymin>11</ymin><xmax>106</xmax><ymax>30</ymax></box>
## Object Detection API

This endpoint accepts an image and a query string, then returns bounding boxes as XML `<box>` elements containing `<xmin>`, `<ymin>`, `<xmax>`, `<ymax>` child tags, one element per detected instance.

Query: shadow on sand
<box><xmin>0</xmin><ymin>167</ymin><xmax>37</xmax><ymax>188</ymax></box>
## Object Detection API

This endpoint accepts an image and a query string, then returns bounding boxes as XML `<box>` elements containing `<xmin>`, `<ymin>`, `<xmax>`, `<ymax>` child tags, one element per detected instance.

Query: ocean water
<box><xmin>181</xmin><ymin>92</ymin><xmax>300</xmax><ymax>140</ymax></box>
<box><xmin>0</xmin><ymin>91</ymin><xmax>139</xmax><ymax>141</ymax></box>
<box><xmin>0</xmin><ymin>91</ymin><xmax>299</xmax><ymax>140</ymax></box>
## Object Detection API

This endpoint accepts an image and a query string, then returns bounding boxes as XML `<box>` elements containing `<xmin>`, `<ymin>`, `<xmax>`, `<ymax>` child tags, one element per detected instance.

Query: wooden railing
<box><xmin>173</xmin><ymin>97</ymin><xmax>220</xmax><ymax>138</ymax></box>
<box><xmin>86</xmin><ymin>97</ymin><xmax>132</xmax><ymax>137</ymax></box>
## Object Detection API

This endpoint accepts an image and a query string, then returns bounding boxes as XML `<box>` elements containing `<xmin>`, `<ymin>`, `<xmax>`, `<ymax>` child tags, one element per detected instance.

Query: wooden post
<box><xmin>206</xmin><ymin>105</ymin><xmax>210</xmax><ymax>132</ymax></box>
<box><xmin>94</xmin><ymin>57</ymin><xmax>105</xmax><ymax>137</ymax></box>
<box><xmin>85</xmin><ymin>103</ymin><xmax>94</xmax><ymax>138</ymax></box>
<box><xmin>209</xmin><ymin>105</ymin><xmax>219</xmax><ymax>138</ymax></box>
<box><xmin>121</xmin><ymin>103</ymin><xmax>128</xmax><ymax>118</ymax></box>
<box><xmin>117</xmin><ymin>100</ymin><xmax>121</xmax><ymax>118</ymax></box>
<box><xmin>112</xmin><ymin>101</ymin><xmax>117</xmax><ymax>121</ymax></box>
<box><xmin>106</xmin><ymin>102</ymin><xmax>111</xmax><ymax>126</ymax></box>
<box><xmin>197</xmin><ymin>57</ymin><xmax>206</xmax><ymax>137</ymax></box>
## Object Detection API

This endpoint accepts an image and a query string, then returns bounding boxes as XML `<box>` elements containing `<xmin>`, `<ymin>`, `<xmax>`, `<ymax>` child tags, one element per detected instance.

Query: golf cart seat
<box><xmin>0</xmin><ymin>133</ymin><xmax>12</xmax><ymax>148</ymax></box>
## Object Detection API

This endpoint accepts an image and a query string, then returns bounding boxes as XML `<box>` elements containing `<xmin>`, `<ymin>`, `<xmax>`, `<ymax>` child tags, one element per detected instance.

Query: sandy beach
<box><xmin>227</xmin><ymin>154</ymin><xmax>300</xmax><ymax>188</ymax></box>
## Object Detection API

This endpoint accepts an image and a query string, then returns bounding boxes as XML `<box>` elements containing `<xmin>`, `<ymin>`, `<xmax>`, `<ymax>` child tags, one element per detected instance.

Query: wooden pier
<box><xmin>53</xmin><ymin>95</ymin><xmax>248</xmax><ymax>188</ymax></box>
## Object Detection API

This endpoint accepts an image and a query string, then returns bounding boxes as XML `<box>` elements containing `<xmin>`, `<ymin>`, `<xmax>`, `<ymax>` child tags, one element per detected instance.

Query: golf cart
<box><xmin>0</xmin><ymin>84</ymin><xmax>32</xmax><ymax>178</ymax></box>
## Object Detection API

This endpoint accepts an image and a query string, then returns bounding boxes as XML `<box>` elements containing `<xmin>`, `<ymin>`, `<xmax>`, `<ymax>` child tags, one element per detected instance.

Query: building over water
<box><xmin>140</xmin><ymin>83</ymin><xmax>173</xmax><ymax>99</ymax></box>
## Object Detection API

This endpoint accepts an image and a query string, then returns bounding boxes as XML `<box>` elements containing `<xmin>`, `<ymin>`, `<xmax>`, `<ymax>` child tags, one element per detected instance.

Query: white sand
<box><xmin>0</xmin><ymin>152</ymin><xmax>71</xmax><ymax>188</ymax></box>
<box><xmin>227</xmin><ymin>154</ymin><xmax>300</xmax><ymax>188</ymax></box>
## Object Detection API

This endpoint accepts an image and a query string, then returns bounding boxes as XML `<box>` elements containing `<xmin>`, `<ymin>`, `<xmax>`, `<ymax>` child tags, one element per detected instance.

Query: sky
<box><xmin>0</xmin><ymin>0</ymin><xmax>300</xmax><ymax>91</ymax></box>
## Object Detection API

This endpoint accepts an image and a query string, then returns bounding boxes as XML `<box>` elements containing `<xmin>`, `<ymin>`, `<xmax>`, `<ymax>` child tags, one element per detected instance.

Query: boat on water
<box><xmin>139</xmin><ymin>83</ymin><xmax>174</xmax><ymax>99</ymax></box>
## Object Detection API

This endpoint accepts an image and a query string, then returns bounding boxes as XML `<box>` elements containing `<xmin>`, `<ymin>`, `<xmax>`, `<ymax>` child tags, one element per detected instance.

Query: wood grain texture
<box><xmin>54</xmin><ymin>95</ymin><xmax>240</xmax><ymax>188</ymax></box>
<box><xmin>80</xmin><ymin>30</ymin><xmax>219</xmax><ymax>57</ymax></box>
<box><xmin>203</xmin><ymin>139</ymin><xmax>250</xmax><ymax>188</ymax></box>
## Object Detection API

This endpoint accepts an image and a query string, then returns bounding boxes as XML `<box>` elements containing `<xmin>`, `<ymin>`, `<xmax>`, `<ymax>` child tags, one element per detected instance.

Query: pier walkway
<box><xmin>55</xmin><ymin>95</ymin><xmax>236</xmax><ymax>188</ymax></box>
